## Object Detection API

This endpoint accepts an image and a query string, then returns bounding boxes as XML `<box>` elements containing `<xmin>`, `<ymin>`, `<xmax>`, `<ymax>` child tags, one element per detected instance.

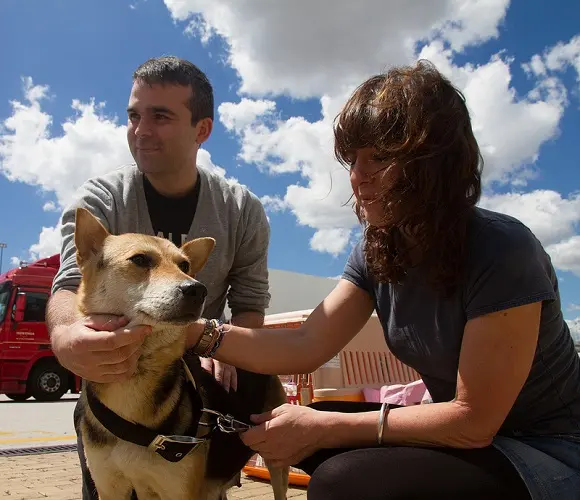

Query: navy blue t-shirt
<box><xmin>342</xmin><ymin>207</ymin><xmax>580</xmax><ymax>437</ymax></box>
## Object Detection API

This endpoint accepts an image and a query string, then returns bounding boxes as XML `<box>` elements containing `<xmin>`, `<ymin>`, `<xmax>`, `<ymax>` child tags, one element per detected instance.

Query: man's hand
<box><xmin>200</xmin><ymin>357</ymin><xmax>238</xmax><ymax>392</ymax></box>
<box><xmin>51</xmin><ymin>315</ymin><xmax>151</xmax><ymax>383</ymax></box>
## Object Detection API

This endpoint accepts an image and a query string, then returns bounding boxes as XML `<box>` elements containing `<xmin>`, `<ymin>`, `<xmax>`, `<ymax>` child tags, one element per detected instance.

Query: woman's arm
<box><xmin>186</xmin><ymin>278</ymin><xmax>375</xmax><ymax>375</ymax></box>
<box><xmin>318</xmin><ymin>300</ymin><xmax>542</xmax><ymax>449</ymax></box>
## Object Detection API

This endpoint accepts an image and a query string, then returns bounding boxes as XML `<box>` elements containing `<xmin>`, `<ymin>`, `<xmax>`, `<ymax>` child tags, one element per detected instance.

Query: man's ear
<box><xmin>194</xmin><ymin>117</ymin><xmax>213</xmax><ymax>145</ymax></box>
<box><xmin>74</xmin><ymin>208</ymin><xmax>110</xmax><ymax>268</ymax></box>
<box><xmin>181</xmin><ymin>237</ymin><xmax>216</xmax><ymax>275</ymax></box>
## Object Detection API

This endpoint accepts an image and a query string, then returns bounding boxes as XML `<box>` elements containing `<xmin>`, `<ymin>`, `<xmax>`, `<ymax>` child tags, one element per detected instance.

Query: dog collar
<box><xmin>86</xmin><ymin>363</ymin><xmax>213</xmax><ymax>463</ymax></box>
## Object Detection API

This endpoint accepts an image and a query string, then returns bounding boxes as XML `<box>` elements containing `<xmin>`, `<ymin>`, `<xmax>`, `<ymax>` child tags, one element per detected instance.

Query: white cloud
<box><xmin>568</xmin><ymin>304</ymin><xmax>580</xmax><ymax>312</ymax></box>
<box><xmin>479</xmin><ymin>190</ymin><xmax>580</xmax><ymax>247</ymax></box>
<box><xmin>0</xmin><ymin>78</ymin><xmax>231</xmax><ymax>262</ymax></box>
<box><xmin>479</xmin><ymin>190</ymin><xmax>580</xmax><ymax>277</ymax></box>
<box><xmin>523</xmin><ymin>35</ymin><xmax>580</xmax><ymax>89</ymax></box>
<box><xmin>419</xmin><ymin>42</ymin><xmax>567</xmax><ymax>186</ymax></box>
<box><xmin>164</xmin><ymin>0</ymin><xmax>510</xmax><ymax>99</ymax></box>
<box><xmin>0</xmin><ymin>77</ymin><xmax>132</xmax><ymax>209</ymax></box>
<box><xmin>218</xmin><ymin>95</ymin><xmax>358</xmax><ymax>254</ymax></box>
<box><xmin>169</xmin><ymin>0</ymin><xmax>574</xmax><ymax>256</ymax></box>
<box><xmin>218</xmin><ymin>98</ymin><xmax>276</xmax><ymax>132</ymax></box>
<box><xmin>28</xmin><ymin>225</ymin><xmax>62</xmax><ymax>261</ymax></box>
<box><xmin>310</xmin><ymin>228</ymin><xmax>353</xmax><ymax>257</ymax></box>
<box><xmin>260</xmin><ymin>195</ymin><xmax>289</xmax><ymax>214</ymax></box>
<box><xmin>42</xmin><ymin>201</ymin><xmax>57</xmax><ymax>212</ymax></box>
<box><xmin>566</xmin><ymin>318</ymin><xmax>580</xmax><ymax>343</ymax></box>
<box><xmin>4</xmin><ymin>3</ymin><xmax>580</xmax><ymax>269</ymax></box>
<box><xmin>216</xmin><ymin>42</ymin><xmax>571</xmax><ymax>254</ymax></box>
<box><xmin>434</xmin><ymin>0</ymin><xmax>510</xmax><ymax>52</ymax></box>
<box><xmin>545</xmin><ymin>236</ymin><xmax>580</xmax><ymax>277</ymax></box>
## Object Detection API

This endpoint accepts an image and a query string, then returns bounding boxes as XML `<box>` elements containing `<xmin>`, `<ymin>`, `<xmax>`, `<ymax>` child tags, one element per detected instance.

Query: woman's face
<box><xmin>349</xmin><ymin>148</ymin><xmax>398</xmax><ymax>227</ymax></box>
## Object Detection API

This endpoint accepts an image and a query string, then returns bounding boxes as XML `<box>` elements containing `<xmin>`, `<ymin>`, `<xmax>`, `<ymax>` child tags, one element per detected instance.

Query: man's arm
<box><xmin>231</xmin><ymin>311</ymin><xmax>265</xmax><ymax>328</ymax></box>
<box><xmin>50</xmin><ymin>180</ymin><xmax>114</xmax><ymax>300</ymax></box>
<box><xmin>46</xmin><ymin>289</ymin><xmax>80</xmax><ymax>334</ymax></box>
<box><xmin>200</xmin><ymin>193</ymin><xmax>271</xmax><ymax>391</ymax></box>
<box><xmin>47</xmin><ymin>180</ymin><xmax>149</xmax><ymax>382</ymax></box>
<box><xmin>226</xmin><ymin>192</ymin><xmax>271</xmax><ymax>318</ymax></box>
<box><xmin>48</xmin><ymin>179</ymin><xmax>113</xmax><ymax>337</ymax></box>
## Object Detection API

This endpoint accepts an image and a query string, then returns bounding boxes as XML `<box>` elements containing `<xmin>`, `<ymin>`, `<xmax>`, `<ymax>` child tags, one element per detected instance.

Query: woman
<box><xmin>188</xmin><ymin>60</ymin><xmax>580</xmax><ymax>499</ymax></box>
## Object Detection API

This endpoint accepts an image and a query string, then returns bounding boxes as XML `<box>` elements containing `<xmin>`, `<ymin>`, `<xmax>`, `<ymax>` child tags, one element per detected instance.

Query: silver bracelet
<box><xmin>377</xmin><ymin>402</ymin><xmax>391</xmax><ymax>444</ymax></box>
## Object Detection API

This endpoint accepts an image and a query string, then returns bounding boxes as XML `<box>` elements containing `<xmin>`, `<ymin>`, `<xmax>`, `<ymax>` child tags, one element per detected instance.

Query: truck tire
<box><xmin>6</xmin><ymin>393</ymin><xmax>30</xmax><ymax>402</ymax></box>
<box><xmin>28</xmin><ymin>360</ymin><xmax>69</xmax><ymax>402</ymax></box>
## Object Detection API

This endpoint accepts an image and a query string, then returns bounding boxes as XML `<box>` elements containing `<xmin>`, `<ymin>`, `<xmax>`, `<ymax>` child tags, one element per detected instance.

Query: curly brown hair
<box><xmin>334</xmin><ymin>60</ymin><xmax>483</xmax><ymax>294</ymax></box>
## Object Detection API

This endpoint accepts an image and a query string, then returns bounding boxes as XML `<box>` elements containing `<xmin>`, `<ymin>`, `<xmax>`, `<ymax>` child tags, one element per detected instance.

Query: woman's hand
<box><xmin>240</xmin><ymin>404</ymin><xmax>327</xmax><ymax>468</ymax></box>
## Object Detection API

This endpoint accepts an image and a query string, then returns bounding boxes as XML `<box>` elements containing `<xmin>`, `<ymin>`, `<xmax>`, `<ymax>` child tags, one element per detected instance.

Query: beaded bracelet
<box><xmin>192</xmin><ymin>318</ymin><xmax>219</xmax><ymax>356</ymax></box>
<box><xmin>206</xmin><ymin>323</ymin><xmax>230</xmax><ymax>358</ymax></box>
<box><xmin>192</xmin><ymin>318</ymin><xmax>228</xmax><ymax>358</ymax></box>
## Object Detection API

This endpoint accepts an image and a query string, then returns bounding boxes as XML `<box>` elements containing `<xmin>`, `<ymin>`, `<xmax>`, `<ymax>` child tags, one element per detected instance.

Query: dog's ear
<box><xmin>74</xmin><ymin>207</ymin><xmax>110</xmax><ymax>267</ymax></box>
<box><xmin>180</xmin><ymin>237</ymin><xmax>216</xmax><ymax>275</ymax></box>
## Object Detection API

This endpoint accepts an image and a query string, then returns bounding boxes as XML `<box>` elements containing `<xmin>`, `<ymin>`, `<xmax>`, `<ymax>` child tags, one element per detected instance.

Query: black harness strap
<box><xmin>86</xmin><ymin>361</ymin><xmax>211</xmax><ymax>463</ymax></box>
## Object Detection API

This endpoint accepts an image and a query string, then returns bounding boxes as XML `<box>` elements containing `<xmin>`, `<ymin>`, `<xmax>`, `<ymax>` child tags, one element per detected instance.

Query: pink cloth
<box><xmin>363</xmin><ymin>379</ymin><xmax>431</xmax><ymax>405</ymax></box>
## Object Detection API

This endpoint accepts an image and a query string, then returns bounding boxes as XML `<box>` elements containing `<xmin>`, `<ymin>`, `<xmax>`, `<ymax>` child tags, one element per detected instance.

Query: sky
<box><xmin>0</xmin><ymin>0</ymin><xmax>579</xmax><ymax>340</ymax></box>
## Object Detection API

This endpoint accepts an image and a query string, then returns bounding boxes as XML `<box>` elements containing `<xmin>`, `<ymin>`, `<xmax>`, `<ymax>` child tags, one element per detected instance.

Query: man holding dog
<box><xmin>46</xmin><ymin>56</ymin><xmax>271</xmax><ymax>499</ymax></box>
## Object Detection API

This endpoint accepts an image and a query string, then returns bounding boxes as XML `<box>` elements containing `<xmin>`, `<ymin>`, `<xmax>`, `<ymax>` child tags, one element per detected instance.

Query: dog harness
<box><xmin>85</xmin><ymin>358</ymin><xmax>252</xmax><ymax>463</ymax></box>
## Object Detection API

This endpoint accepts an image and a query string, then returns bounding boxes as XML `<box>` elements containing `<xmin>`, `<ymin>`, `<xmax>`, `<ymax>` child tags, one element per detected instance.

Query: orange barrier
<box><xmin>243</xmin><ymin>464</ymin><xmax>311</xmax><ymax>487</ymax></box>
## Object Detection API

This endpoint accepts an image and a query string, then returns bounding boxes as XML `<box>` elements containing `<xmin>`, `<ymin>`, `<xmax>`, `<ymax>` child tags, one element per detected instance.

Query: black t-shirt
<box><xmin>342</xmin><ymin>207</ymin><xmax>580</xmax><ymax>437</ymax></box>
<box><xmin>142</xmin><ymin>174</ymin><xmax>201</xmax><ymax>247</ymax></box>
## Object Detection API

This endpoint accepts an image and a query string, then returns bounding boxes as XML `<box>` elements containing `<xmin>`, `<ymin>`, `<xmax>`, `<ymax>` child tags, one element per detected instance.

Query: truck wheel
<box><xmin>28</xmin><ymin>361</ymin><xmax>69</xmax><ymax>402</ymax></box>
<box><xmin>6</xmin><ymin>393</ymin><xmax>30</xmax><ymax>402</ymax></box>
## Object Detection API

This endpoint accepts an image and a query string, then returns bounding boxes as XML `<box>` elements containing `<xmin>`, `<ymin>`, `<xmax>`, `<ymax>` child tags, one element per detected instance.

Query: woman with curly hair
<box><xmin>189</xmin><ymin>60</ymin><xmax>580</xmax><ymax>499</ymax></box>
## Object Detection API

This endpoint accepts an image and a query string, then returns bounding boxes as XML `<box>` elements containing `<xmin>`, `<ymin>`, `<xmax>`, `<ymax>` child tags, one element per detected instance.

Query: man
<box><xmin>46</xmin><ymin>56</ymin><xmax>271</xmax><ymax>499</ymax></box>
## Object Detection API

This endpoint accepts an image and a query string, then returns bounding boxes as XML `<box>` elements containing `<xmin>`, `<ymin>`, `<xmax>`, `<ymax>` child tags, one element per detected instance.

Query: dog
<box><xmin>72</xmin><ymin>207</ymin><xmax>289</xmax><ymax>500</ymax></box>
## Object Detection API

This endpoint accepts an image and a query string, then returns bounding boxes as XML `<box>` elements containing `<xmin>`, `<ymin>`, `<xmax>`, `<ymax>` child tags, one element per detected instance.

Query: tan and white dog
<box><xmin>73</xmin><ymin>207</ymin><xmax>289</xmax><ymax>500</ymax></box>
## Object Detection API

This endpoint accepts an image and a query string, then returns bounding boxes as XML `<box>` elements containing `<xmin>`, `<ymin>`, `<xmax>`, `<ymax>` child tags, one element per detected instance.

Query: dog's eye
<box><xmin>178</xmin><ymin>261</ymin><xmax>190</xmax><ymax>273</ymax></box>
<box><xmin>128</xmin><ymin>254</ymin><xmax>152</xmax><ymax>268</ymax></box>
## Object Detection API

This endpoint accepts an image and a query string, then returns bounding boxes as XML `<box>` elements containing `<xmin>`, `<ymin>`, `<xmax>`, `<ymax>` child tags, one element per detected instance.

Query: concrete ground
<box><xmin>0</xmin><ymin>450</ymin><xmax>308</xmax><ymax>499</ymax></box>
<box><xmin>0</xmin><ymin>394</ymin><xmax>79</xmax><ymax>449</ymax></box>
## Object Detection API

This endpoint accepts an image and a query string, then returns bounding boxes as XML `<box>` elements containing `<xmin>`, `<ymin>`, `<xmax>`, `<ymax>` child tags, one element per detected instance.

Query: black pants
<box><xmin>296</xmin><ymin>401</ymin><xmax>532</xmax><ymax>500</ymax></box>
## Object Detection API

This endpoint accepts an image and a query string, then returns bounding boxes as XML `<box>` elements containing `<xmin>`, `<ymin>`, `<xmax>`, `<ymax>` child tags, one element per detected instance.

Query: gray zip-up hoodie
<box><xmin>52</xmin><ymin>163</ymin><xmax>271</xmax><ymax>320</ymax></box>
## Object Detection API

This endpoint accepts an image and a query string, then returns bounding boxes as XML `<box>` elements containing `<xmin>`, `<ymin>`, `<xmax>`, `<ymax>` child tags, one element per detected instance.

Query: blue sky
<box><xmin>1</xmin><ymin>1</ymin><xmax>579</xmax><ymax>336</ymax></box>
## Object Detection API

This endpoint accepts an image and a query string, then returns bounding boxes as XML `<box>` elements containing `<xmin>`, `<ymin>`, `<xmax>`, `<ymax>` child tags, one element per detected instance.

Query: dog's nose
<box><xmin>178</xmin><ymin>280</ymin><xmax>207</xmax><ymax>300</ymax></box>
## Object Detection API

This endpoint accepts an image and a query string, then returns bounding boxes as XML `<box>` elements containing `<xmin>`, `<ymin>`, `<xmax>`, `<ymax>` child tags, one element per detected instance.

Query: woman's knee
<box><xmin>307</xmin><ymin>451</ymin><xmax>363</xmax><ymax>500</ymax></box>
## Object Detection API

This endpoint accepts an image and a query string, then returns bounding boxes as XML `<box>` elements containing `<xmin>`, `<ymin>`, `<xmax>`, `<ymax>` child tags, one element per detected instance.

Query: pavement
<box><xmin>0</xmin><ymin>395</ymin><xmax>79</xmax><ymax>449</ymax></box>
<box><xmin>0</xmin><ymin>450</ymin><xmax>308</xmax><ymax>499</ymax></box>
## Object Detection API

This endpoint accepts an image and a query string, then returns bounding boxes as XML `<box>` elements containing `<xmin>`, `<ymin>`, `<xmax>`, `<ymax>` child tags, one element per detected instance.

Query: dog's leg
<box><xmin>89</xmin><ymin>467</ymin><xmax>134</xmax><ymax>500</ymax></box>
<box><xmin>266</xmin><ymin>462</ymin><xmax>289</xmax><ymax>500</ymax></box>
<box><xmin>133</xmin><ymin>483</ymin><xmax>162</xmax><ymax>500</ymax></box>
<box><xmin>215</xmin><ymin>473</ymin><xmax>241</xmax><ymax>500</ymax></box>
<box><xmin>85</xmin><ymin>450</ymin><xmax>134</xmax><ymax>500</ymax></box>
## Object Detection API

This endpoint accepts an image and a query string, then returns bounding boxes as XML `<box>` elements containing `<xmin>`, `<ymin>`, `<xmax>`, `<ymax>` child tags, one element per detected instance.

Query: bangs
<box><xmin>334</xmin><ymin>75</ymin><xmax>406</xmax><ymax>168</ymax></box>
<box><xmin>334</xmin><ymin>76</ymin><xmax>388</xmax><ymax>167</ymax></box>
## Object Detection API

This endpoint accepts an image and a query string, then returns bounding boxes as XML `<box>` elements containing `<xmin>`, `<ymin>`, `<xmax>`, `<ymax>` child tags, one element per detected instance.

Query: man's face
<box><xmin>126</xmin><ymin>80</ymin><xmax>208</xmax><ymax>175</ymax></box>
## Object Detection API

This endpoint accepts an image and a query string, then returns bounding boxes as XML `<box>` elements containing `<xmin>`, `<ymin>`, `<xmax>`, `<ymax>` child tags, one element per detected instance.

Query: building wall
<box><xmin>224</xmin><ymin>268</ymin><xmax>339</xmax><ymax>319</ymax></box>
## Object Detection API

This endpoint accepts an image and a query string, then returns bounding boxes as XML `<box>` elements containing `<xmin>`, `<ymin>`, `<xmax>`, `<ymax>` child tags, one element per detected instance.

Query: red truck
<box><xmin>0</xmin><ymin>254</ymin><xmax>81</xmax><ymax>401</ymax></box>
